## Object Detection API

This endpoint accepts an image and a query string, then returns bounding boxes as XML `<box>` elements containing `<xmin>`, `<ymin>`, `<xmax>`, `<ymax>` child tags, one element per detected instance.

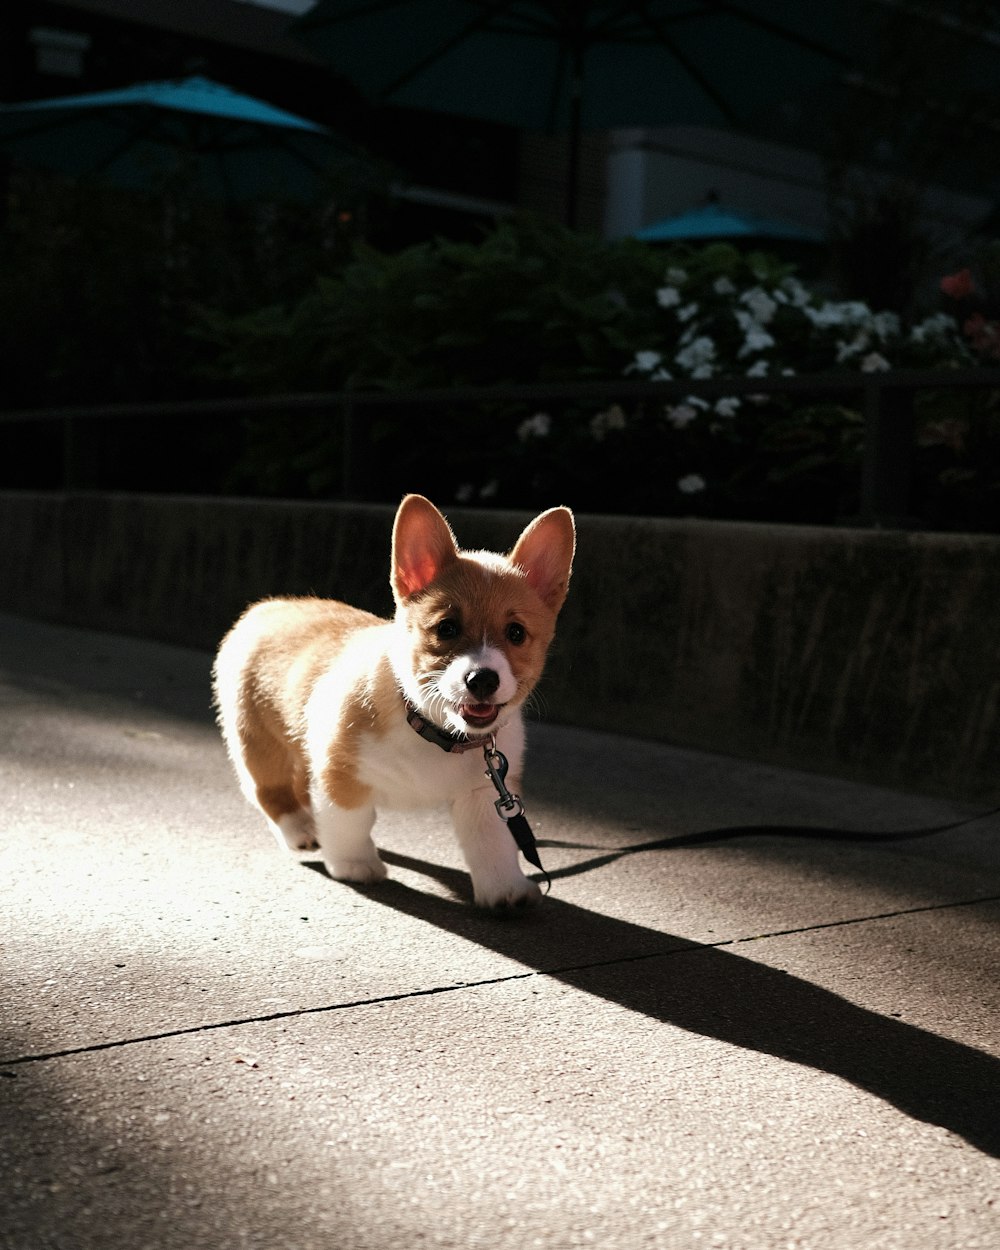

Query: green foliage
<box><xmin>197</xmin><ymin>215</ymin><xmax>665</xmax><ymax>392</ymax></box>
<box><xmin>6</xmin><ymin>182</ymin><xmax>999</xmax><ymax>529</ymax></box>
<box><xmin>201</xmin><ymin>220</ymin><xmax>997</xmax><ymax>526</ymax></box>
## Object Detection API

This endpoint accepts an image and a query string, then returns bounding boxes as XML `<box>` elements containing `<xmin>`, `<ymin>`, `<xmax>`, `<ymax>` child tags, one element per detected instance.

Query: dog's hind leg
<box><xmin>236</xmin><ymin>729</ymin><xmax>318</xmax><ymax>852</ymax></box>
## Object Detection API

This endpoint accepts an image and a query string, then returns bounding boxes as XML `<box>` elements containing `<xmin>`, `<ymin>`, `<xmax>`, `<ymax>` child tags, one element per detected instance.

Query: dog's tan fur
<box><xmin>213</xmin><ymin>495</ymin><xmax>574</xmax><ymax>907</ymax></box>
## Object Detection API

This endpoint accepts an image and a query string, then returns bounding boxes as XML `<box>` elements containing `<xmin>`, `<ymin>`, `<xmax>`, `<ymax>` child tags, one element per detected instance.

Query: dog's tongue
<box><xmin>462</xmin><ymin>703</ymin><xmax>499</xmax><ymax>726</ymax></box>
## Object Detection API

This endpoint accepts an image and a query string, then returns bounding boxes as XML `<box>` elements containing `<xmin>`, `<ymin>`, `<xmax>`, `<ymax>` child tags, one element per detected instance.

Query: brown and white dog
<box><xmin>212</xmin><ymin>494</ymin><xmax>575</xmax><ymax>907</ymax></box>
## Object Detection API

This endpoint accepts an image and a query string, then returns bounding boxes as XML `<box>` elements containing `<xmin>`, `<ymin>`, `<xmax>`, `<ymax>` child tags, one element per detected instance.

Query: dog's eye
<box><xmin>436</xmin><ymin>618</ymin><xmax>460</xmax><ymax>641</ymax></box>
<box><xmin>506</xmin><ymin>622</ymin><xmax>527</xmax><ymax>646</ymax></box>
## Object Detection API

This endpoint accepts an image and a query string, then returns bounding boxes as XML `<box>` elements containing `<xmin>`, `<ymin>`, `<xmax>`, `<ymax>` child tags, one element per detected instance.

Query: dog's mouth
<box><xmin>458</xmin><ymin>702</ymin><xmax>502</xmax><ymax>729</ymax></box>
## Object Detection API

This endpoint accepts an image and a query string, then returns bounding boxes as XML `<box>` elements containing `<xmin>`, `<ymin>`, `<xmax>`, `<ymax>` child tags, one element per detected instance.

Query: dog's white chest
<box><xmin>357</xmin><ymin>718</ymin><xmax>522</xmax><ymax>812</ymax></box>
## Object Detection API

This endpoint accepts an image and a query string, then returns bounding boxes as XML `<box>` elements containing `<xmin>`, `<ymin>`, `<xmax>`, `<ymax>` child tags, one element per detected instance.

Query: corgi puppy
<box><xmin>212</xmin><ymin>494</ymin><xmax>575</xmax><ymax>908</ymax></box>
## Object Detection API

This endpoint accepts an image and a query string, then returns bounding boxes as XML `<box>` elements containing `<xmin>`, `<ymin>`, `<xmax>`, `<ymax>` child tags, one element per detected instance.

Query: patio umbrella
<box><xmin>0</xmin><ymin>74</ymin><xmax>361</xmax><ymax>201</ymax></box>
<box><xmin>292</xmin><ymin>0</ymin><xmax>865</xmax><ymax>225</ymax></box>
<box><xmin>635</xmin><ymin>201</ymin><xmax>824</xmax><ymax>243</ymax></box>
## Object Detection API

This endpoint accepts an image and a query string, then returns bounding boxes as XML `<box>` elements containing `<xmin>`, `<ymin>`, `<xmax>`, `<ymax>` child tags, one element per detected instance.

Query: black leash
<box><xmin>404</xmin><ymin>699</ymin><xmax>998</xmax><ymax>891</ymax></box>
<box><xmin>482</xmin><ymin>736</ymin><xmax>550</xmax><ymax>891</ymax></box>
<box><xmin>535</xmin><ymin>805</ymin><xmax>1000</xmax><ymax>859</ymax></box>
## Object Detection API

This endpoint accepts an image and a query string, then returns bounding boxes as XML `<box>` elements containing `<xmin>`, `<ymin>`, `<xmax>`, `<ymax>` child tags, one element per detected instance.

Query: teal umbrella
<box><xmin>0</xmin><ymin>75</ymin><xmax>359</xmax><ymax>201</ymax></box>
<box><xmin>636</xmin><ymin>202</ymin><xmax>825</xmax><ymax>243</ymax></box>
<box><xmin>293</xmin><ymin>1</ymin><xmax>863</xmax><ymax>224</ymax></box>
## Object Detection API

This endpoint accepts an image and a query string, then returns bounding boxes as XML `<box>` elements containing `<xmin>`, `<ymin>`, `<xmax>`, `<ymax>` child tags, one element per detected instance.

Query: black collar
<box><xmin>403</xmin><ymin>701</ymin><xmax>485</xmax><ymax>753</ymax></box>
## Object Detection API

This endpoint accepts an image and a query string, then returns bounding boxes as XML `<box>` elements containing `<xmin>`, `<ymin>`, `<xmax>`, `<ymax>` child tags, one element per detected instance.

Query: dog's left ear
<box><xmin>391</xmin><ymin>494</ymin><xmax>460</xmax><ymax>601</ymax></box>
<box><xmin>510</xmin><ymin>507</ymin><xmax>576</xmax><ymax>614</ymax></box>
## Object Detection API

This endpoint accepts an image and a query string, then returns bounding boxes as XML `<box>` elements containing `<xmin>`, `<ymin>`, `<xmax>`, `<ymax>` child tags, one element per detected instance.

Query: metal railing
<box><xmin>2</xmin><ymin>367</ymin><xmax>998</xmax><ymax>526</ymax></box>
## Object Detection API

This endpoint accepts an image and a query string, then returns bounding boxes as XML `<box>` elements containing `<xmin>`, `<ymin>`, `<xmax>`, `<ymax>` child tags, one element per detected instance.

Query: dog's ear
<box><xmin>391</xmin><ymin>495</ymin><xmax>460</xmax><ymax>600</ymax></box>
<box><xmin>510</xmin><ymin>507</ymin><xmax>576</xmax><ymax>614</ymax></box>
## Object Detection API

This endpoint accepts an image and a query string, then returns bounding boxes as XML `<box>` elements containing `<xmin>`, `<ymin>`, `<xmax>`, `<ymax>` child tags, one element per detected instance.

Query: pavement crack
<box><xmin>3</xmin><ymin>892</ymin><xmax>998</xmax><ymax>1070</ymax></box>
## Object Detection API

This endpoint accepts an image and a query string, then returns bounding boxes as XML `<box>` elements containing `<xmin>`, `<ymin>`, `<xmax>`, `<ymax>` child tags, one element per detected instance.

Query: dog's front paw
<box><xmin>326</xmin><ymin>854</ymin><xmax>389</xmax><ymax>885</ymax></box>
<box><xmin>276</xmin><ymin>809</ymin><xmax>318</xmax><ymax>852</ymax></box>
<box><xmin>473</xmin><ymin>873</ymin><xmax>542</xmax><ymax>911</ymax></box>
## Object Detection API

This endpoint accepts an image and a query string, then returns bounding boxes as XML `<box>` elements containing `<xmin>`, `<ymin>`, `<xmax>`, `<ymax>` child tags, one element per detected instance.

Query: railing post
<box><xmin>62</xmin><ymin>416</ymin><xmax>99</xmax><ymax>490</ymax></box>
<box><xmin>339</xmin><ymin>391</ymin><xmax>356</xmax><ymax>500</ymax></box>
<box><xmin>858</xmin><ymin>380</ymin><xmax>915</xmax><ymax>528</ymax></box>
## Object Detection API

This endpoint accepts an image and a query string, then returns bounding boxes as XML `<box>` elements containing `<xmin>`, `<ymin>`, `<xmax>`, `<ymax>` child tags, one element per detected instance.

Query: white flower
<box><xmin>733</xmin><ymin>309</ymin><xmax>776</xmax><ymax>356</ymax></box>
<box><xmin>740</xmin><ymin>286</ymin><xmax>778</xmax><ymax>324</ymax></box>
<box><xmin>675</xmin><ymin>335</ymin><xmax>716</xmax><ymax>375</ymax></box>
<box><xmin>666</xmin><ymin>404</ymin><xmax>699</xmax><ymax>429</ymax></box>
<box><xmin>666</xmin><ymin>266</ymin><xmax>688</xmax><ymax>284</ymax></box>
<box><xmin>910</xmin><ymin>312</ymin><xmax>955</xmax><ymax>343</ymax></box>
<box><xmin>666</xmin><ymin>395</ymin><xmax>709</xmax><ymax>429</ymax></box>
<box><xmin>517</xmin><ymin>412</ymin><xmax>551</xmax><ymax>440</ymax></box>
<box><xmin>871</xmin><ymin>311</ymin><xmax>900</xmax><ymax>339</ymax></box>
<box><xmin>860</xmin><ymin>351</ymin><xmax>891</xmax><ymax>372</ymax></box>
<box><xmin>656</xmin><ymin>285</ymin><xmax>682</xmax><ymax>308</ymax></box>
<box><xmin>842</xmin><ymin>300</ymin><xmax>873</xmax><ymax>321</ymax></box>
<box><xmin>836</xmin><ymin>331</ymin><xmax>870</xmax><ymax>362</ymax></box>
<box><xmin>738</xmin><ymin>324</ymin><xmax>776</xmax><ymax>358</ymax></box>
<box><xmin>677</xmin><ymin>473</ymin><xmax>707</xmax><ymax>494</ymax></box>
<box><xmin>805</xmin><ymin>299</ymin><xmax>869</xmax><ymax>329</ymax></box>
<box><xmin>715</xmin><ymin>396</ymin><xmax>740</xmax><ymax>417</ymax></box>
<box><xmin>713</xmin><ymin>276</ymin><xmax>736</xmax><ymax>295</ymax></box>
<box><xmin>677</xmin><ymin>302</ymin><xmax>700</xmax><ymax>322</ymax></box>
<box><xmin>779</xmin><ymin>276</ymin><xmax>811</xmax><ymax>307</ymax></box>
<box><xmin>803</xmin><ymin>301</ymin><xmax>841</xmax><ymax>328</ymax></box>
<box><xmin>628</xmin><ymin>349</ymin><xmax>663</xmax><ymax>374</ymax></box>
<box><xmin>590</xmin><ymin>404</ymin><xmax>627</xmax><ymax>441</ymax></box>
<box><xmin>745</xmin><ymin>359</ymin><xmax>769</xmax><ymax>377</ymax></box>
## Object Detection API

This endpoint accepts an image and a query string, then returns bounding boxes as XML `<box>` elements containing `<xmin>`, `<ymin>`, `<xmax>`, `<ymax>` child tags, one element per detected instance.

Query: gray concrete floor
<box><xmin>2</xmin><ymin>611</ymin><xmax>999</xmax><ymax>1250</ymax></box>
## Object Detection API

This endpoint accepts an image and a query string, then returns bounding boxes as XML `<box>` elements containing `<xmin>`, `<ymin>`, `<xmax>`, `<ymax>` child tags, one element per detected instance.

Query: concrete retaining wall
<box><xmin>2</xmin><ymin>489</ymin><xmax>998</xmax><ymax>802</ymax></box>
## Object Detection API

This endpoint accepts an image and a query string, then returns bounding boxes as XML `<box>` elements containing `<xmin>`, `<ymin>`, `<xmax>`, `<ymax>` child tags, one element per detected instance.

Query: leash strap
<box><xmin>483</xmin><ymin>739</ymin><xmax>550</xmax><ymax>891</ymax></box>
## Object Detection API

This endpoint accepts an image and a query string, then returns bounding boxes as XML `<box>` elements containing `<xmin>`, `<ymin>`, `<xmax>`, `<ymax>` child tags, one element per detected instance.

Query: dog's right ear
<box><xmin>391</xmin><ymin>495</ymin><xmax>460</xmax><ymax>601</ymax></box>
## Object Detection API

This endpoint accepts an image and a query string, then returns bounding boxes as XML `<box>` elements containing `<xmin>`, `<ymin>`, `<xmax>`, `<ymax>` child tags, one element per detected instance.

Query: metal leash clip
<box><xmin>481</xmin><ymin>735</ymin><xmax>549</xmax><ymax>889</ymax></box>
<box><xmin>482</xmin><ymin>735</ymin><xmax>524</xmax><ymax>820</ymax></box>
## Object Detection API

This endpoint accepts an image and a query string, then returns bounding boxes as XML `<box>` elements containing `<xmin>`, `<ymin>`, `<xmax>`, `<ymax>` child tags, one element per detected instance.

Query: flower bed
<box><xmin>199</xmin><ymin>219</ymin><xmax>1000</xmax><ymax>529</ymax></box>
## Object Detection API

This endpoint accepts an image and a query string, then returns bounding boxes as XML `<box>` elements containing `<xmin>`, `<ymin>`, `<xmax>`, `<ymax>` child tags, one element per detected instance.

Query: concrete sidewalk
<box><xmin>2</xmin><ymin>610</ymin><xmax>999</xmax><ymax>1250</ymax></box>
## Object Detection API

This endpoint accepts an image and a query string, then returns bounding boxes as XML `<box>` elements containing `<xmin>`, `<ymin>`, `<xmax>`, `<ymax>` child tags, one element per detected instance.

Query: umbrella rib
<box><xmin>296</xmin><ymin>0</ymin><xmax>404</xmax><ymax>28</ymax></box>
<box><xmin>628</xmin><ymin>5</ymin><xmax>741</xmax><ymax>125</ymax></box>
<box><xmin>714</xmin><ymin>1</ymin><xmax>855</xmax><ymax>68</ymax></box>
<box><xmin>585</xmin><ymin>0</ymin><xmax>666</xmax><ymax>41</ymax></box>
<box><xmin>376</xmin><ymin>0</ymin><xmax>518</xmax><ymax>101</ymax></box>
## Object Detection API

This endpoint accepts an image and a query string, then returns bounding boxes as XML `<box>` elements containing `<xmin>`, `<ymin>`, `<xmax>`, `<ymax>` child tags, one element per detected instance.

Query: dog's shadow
<box><xmin>308</xmin><ymin>849</ymin><xmax>1000</xmax><ymax>1158</ymax></box>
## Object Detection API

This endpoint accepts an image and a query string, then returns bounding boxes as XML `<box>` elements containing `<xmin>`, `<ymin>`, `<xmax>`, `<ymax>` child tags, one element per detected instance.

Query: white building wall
<box><xmin>603</xmin><ymin>125</ymin><xmax>989</xmax><ymax>247</ymax></box>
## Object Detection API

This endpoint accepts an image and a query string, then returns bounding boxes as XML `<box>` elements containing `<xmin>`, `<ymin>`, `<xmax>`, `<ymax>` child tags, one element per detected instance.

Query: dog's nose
<box><xmin>465</xmin><ymin>668</ymin><xmax>500</xmax><ymax>700</ymax></box>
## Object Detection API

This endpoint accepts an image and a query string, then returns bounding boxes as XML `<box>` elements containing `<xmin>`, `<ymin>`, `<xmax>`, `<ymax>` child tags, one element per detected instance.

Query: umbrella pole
<box><xmin>565</xmin><ymin>98</ymin><xmax>580</xmax><ymax>228</ymax></box>
<box><xmin>565</xmin><ymin>46</ymin><xmax>583</xmax><ymax>230</ymax></box>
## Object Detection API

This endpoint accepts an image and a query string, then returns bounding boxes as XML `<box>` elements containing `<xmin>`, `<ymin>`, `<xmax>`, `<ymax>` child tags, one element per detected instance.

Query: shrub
<box><xmin>197</xmin><ymin>214</ymin><xmax>665</xmax><ymax>392</ymax></box>
<box><xmin>198</xmin><ymin>218</ymin><xmax>1000</xmax><ymax>527</ymax></box>
<box><xmin>604</xmin><ymin>243</ymin><xmax>973</xmax><ymax>521</ymax></box>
